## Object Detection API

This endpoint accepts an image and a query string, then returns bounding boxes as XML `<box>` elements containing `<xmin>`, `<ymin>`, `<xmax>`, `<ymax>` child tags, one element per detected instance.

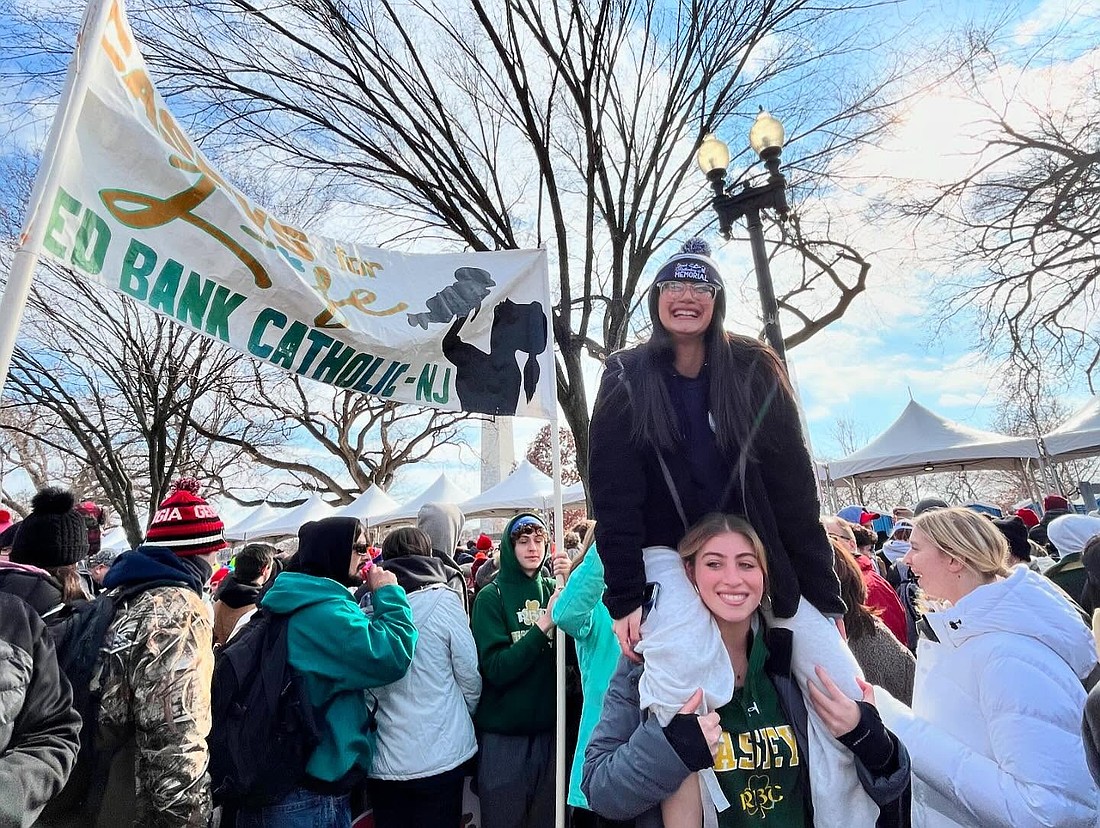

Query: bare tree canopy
<box><xmin>189</xmin><ymin>362</ymin><xmax>479</xmax><ymax>504</ymax></box>
<box><xmin>0</xmin><ymin>260</ymin><xmax>250</xmax><ymax>545</ymax></box>
<box><xmin>895</xmin><ymin>26</ymin><xmax>1100</xmax><ymax>386</ymax></box>
<box><xmin>64</xmin><ymin>0</ymin><xmax>907</xmax><ymax>483</ymax></box>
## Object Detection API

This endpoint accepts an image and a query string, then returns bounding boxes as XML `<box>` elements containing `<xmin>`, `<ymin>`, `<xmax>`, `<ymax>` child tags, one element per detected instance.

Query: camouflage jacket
<box><xmin>94</xmin><ymin>585</ymin><xmax>213</xmax><ymax>827</ymax></box>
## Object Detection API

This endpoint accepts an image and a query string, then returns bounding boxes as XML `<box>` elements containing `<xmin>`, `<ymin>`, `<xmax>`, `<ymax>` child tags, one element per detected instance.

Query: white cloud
<box><xmin>1013</xmin><ymin>0</ymin><xmax>1100</xmax><ymax>45</ymax></box>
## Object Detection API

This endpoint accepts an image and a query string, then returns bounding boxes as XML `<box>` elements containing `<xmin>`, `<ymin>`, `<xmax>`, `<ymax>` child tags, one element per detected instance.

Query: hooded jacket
<box><xmin>368</xmin><ymin>581</ymin><xmax>480</xmax><ymax>780</ymax></box>
<box><xmin>470</xmin><ymin>513</ymin><xmax>557</xmax><ymax>735</ymax></box>
<box><xmin>551</xmin><ymin>548</ymin><xmax>618</xmax><ymax>808</ymax></box>
<box><xmin>92</xmin><ymin>546</ymin><xmax>215</xmax><ymax>827</ymax></box>
<box><xmin>260</xmin><ymin>517</ymin><xmax>417</xmax><ymax>785</ymax></box>
<box><xmin>1045</xmin><ymin>514</ymin><xmax>1100</xmax><ymax>603</ymax></box>
<box><xmin>0</xmin><ymin>592</ymin><xmax>82</xmax><ymax>827</ymax></box>
<box><xmin>211</xmin><ymin>576</ymin><xmax>263</xmax><ymax>648</ymax></box>
<box><xmin>875</xmin><ymin>565</ymin><xmax>1099</xmax><ymax>828</ymax></box>
<box><xmin>417</xmin><ymin>502</ymin><xmax>470</xmax><ymax>613</ymax></box>
<box><xmin>1031</xmin><ymin>506</ymin><xmax>1073</xmax><ymax>556</ymax></box>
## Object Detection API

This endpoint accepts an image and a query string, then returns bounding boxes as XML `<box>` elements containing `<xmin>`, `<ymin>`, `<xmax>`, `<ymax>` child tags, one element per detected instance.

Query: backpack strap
<box><xmin>1084</xmin><ymin>663</ymin><xmax>1100</xmax><ymax>693</ymax></box>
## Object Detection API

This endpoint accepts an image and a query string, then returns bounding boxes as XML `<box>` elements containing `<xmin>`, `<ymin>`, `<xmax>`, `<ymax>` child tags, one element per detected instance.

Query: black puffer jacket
<box><xmin>589</xmin><ymin>347</ymin><xmax>842</xmax><ymax>620</ymax></box>
<box><xmin>0</xmin><ymin>562</ymin><xmax>65</xmax><ymax>618</ymax></box>
<box><xmin>0</xmin><ymin>592</ymin><xmax>82</xmax><ymax>826</ymax></box>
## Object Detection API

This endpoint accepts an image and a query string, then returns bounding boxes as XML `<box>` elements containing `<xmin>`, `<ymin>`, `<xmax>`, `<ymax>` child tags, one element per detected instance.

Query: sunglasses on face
<box><xmin>352</xmin><ymin>543</ymin><xmax>369</xmax><ymax>555</ymax></box>
<box><xmin>658</xmin><ymin>281</ymin><xmax>719</xmax><ymax>299</ymax></box>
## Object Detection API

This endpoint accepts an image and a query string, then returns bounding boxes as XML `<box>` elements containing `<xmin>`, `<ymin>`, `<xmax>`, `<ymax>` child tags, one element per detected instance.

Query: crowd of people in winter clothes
<box><xmin>3</xmin><ymin>235</ymin><xmax>1100</xmax><ymax>828</ymax></box>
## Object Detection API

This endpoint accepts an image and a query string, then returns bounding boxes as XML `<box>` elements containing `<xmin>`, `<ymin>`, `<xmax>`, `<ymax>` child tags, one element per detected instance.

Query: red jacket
<box><xmin>856</xmin><ymin>554</ymin><xmax>909</xmax><ymax>647</ymax></box>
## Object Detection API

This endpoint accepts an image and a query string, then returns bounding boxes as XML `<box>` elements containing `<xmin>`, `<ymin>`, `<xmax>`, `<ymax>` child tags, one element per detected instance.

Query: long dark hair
<box><xmin>629</xmin><ymin>285</ymin><xmax>791</xmax><ymax>466</ymax></box>
<box><xmin>830</xmin><ymin>539</ymin><xmax>879</xmax><ymax>640</ymax></box>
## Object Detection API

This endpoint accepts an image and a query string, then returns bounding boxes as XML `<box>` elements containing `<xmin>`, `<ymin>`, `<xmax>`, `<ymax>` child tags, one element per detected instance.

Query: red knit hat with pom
<box><xmin>145</xmin><ymin>478</ymin><xmax>227</xmax><ymax>556</ymax></box>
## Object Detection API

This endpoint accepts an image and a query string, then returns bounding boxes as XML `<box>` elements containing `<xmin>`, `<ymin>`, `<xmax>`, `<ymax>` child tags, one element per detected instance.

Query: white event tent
<box><xmin>333</xmin><ymin>485</ymin><xmax>400</xmax><ymax>523</ymax></box>
<box><xmin>246</xmin><ymin>494</ymin><xmax>336</xmax><ymax>539</ymax></box>
<box><xmin>100</xmin><ymin>526</ymin><xmax>131</xmax><ymax>552</ymax></box>
<box><xmin>372</xmin><ymin>473</ymin><xmax>470</xmax><ymax>527</ymax></box>
<box><xmin>827</xmin><ymin>400</ymin><xmax>1041</xmax><ymax>485</ymax></box>
<box><xmin>459</xmin><ymin>459</ymin><xmax>587</xmax><ymax>519</ymax></box>
<box><xmin>1044</xmin><ymin>396</ymin><xmax>1100</xmax><ymax>462</ymax></box>
<box><xmin>224</xmin><ymin>502</ymin><xmax>278</xmax><ymax>542</ymax></box>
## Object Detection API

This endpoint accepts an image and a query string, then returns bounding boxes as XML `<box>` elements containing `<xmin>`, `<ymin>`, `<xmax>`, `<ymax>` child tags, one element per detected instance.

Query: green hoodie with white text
<box><xmin>470</xmin><ymin>512</ymin><xmax>557</xmax><ymax>735</ymax></box>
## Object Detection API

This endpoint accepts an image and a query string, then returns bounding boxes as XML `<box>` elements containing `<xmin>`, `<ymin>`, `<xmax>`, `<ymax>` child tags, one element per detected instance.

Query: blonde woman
<box><xmin>865</xmin><ymin>507</ymin><xmax>1099</xmax><ymax>827</ymax></box>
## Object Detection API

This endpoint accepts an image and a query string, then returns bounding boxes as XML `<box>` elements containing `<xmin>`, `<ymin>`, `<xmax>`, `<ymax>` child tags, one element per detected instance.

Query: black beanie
<box><xmin>913</xmin><ymin>497</ymin><xmax>950</xmax><ymax>516</ymax></box>
<box><xmin>993</xmin><ymin>515</ymin><xmax>1031</xmax><ymax>562</ymax></box>
<box><xmin>10</xmin><ymin>487</ymin><xmax>90</xmax><ymax>568</ymax></box>
<box><xmin>292</xmin><ymin>516</ymin><xmax>361</xmax><ymax>585</ymax></box>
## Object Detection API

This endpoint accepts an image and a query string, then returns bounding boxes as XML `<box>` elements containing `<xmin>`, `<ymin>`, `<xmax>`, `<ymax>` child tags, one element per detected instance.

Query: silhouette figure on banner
<box><xmin>407</xmin><ymin>267</ymin><xmax>496</xmax><ymax>329</ymax></box>
<box><xmin>443</xmin><ymin>299</ymin><xmax>548</xmax><ymax>416</ymax></box>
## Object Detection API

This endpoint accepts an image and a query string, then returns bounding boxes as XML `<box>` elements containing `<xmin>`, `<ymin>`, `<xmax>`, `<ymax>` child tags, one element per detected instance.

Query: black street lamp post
<box><xmin>697</xmin><ymin>110</ymin><xmax>790</xmax><ymax>363</ymax></box>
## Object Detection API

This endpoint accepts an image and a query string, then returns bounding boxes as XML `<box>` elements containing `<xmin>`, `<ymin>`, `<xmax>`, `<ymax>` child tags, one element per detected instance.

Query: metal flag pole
<box><xmin>550</xmin><ymin>419</ymin><xmax>566</xmax><ymax>828</ymax></box>
<box><xmin>0</xmin><ymin>0</ymin><xmax>113</xmax><ymax>398</ymax></box>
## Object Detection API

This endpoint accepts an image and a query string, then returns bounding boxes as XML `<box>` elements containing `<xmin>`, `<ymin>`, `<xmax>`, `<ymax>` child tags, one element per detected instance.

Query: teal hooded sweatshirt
<box><xmin>471</xmin><ymin>512</ymin><xmax>557</xmax><ymax>735</ymax></box>
<box><xmin>551</xmin><ymin>546</ymin><xmax>618</xmax><ymax>807</ymax></box>
<box><xmin>261</xmin><ymin>571</ymin><xmax>417</xmax><ymax>783</ymax></box>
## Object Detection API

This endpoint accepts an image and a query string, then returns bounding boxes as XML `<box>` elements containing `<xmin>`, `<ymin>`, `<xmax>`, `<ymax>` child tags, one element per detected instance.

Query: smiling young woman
<box><xmin>869</xmin><ymin>507</ymin><xmax>1100</xmax><ymax>828</ymax></box>
<box><xmin>588</xmin><ymin>238</ymin><xmax>878</xmax><ymax>826</ymax></box>
<box><xmin>582</xmin><ymin>513</ymin><xmax>911</xmax><ymax>828</ymax></box>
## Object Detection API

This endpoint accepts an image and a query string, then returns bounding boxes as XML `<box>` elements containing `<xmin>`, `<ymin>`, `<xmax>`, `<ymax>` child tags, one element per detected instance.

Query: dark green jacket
<box><xmin>470</xmin><ymin>513</ymin><xmax>557</xmax><ymax>735</ymax></box>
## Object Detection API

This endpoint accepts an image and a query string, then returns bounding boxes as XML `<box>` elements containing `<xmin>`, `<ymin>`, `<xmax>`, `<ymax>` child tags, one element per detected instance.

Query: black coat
<box><xmin>0</xmin><ymin>566</ymin><xmax>65</xmax><ymax>618</ymax></box>
<box><xmin>0</xmin><ymin>592</ymin><xmax>82</xmax><ymax>824</ymax></box>
<box><xmin>588</xmin><ymin>348</ymin><xmax>843</xmax><ymax>620</ymax></box>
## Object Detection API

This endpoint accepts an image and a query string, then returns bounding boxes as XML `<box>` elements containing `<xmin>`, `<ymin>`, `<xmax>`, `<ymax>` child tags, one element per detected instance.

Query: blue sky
<box><xmin>1</xmin><ymin>0</ymin><xmax>1097</xmax><ymax>508</ymax></box>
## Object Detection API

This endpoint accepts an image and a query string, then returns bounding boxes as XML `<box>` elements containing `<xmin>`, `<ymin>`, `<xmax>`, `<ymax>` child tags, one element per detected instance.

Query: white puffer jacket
<box><xmin>876</xmin><ymin>565</ymin><xmax>1099</xmax><ymax>827</ymax></box>
<box><xmin>369</xmin><ymin>584</ymin><xmax>481</xmax><ymax>780</ymax></box>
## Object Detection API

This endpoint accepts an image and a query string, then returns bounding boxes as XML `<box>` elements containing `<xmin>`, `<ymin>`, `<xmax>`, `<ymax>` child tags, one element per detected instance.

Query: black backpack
<box><xmin>208</xmin><ymin>609</ymin><xmax>322</xmax><ymax>808</ymax></box>
<box><xmin>40</xmin><ymin>581</ymin><xmax>158</xmax><ymax>816</ymax></box>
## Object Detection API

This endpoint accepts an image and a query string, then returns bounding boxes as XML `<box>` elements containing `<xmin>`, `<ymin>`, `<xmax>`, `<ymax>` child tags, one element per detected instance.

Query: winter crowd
<box><xmin>2</xmin><ymin>239</ymin><xmax>1100</xmax><ymax>828</ymax></box>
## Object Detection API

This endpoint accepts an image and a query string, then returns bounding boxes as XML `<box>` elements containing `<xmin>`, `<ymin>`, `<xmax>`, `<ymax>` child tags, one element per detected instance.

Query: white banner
<box><xmin>22</xmin><ymin>0</ymin><xmax>555</xmax><ymax>418</ymax></box>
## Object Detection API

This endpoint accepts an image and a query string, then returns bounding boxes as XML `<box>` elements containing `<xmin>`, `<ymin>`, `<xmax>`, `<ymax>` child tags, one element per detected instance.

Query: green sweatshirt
<box><xmin>260</xmin><ymin>571</ymin><xmax>417</xmax><ymax>783</ymax></box>
<box><xmin>471</xmin><ymin>512</ymin><xmax>557</xmax><ymax>735</ymax></box>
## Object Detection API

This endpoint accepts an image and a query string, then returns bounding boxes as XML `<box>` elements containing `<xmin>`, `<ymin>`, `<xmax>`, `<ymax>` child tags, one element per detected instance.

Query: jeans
<box><xmin>235</xmin><ymin>787</ymin><xmax>351</xmax><ymax>828</ymax></box>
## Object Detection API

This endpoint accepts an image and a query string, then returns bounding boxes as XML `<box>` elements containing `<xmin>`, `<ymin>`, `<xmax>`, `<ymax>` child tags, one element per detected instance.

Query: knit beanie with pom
<box><xmin>10</xmin><ymin>487</ymin><xmax>90</xmax><ymax>567</ymax></box>
<box><xmin>145</xmin><ymin>478</ymin><xmax>227</xmax><ymax>557</ymax></box>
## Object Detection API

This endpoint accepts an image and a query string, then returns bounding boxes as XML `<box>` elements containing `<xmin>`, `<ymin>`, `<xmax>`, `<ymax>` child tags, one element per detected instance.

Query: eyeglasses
<box><xmin>658</xmin><ymin>281</ymin><xmax>719</xmax><ymax>299</ymax></box>
<box><xmin>352</xmin><ymin>543</ymin><xmax>369</xmax><ymax>555</ymax></box>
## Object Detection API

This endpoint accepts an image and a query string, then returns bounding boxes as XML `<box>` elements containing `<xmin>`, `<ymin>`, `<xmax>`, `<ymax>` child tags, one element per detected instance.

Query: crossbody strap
<box><xmin>613</xmin><ymin>357</ymin><xmax>691</xmax><ymax>533</ymax></box>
